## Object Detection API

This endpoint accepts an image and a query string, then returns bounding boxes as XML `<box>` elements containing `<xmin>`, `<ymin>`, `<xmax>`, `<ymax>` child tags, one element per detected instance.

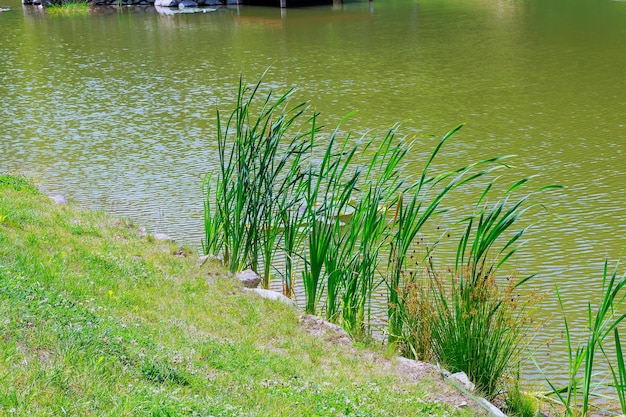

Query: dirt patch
<box><xmin>298</xmin><ymin>314</ymin><xmax>353</xmax><ymax>346</ymax></box>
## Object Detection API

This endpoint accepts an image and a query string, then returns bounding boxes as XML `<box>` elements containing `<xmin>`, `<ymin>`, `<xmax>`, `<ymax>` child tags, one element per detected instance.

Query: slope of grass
<box><xmin>0</xmin><ymin>174</ymin><xmax>484</xmax><ymax>416</ymax></box>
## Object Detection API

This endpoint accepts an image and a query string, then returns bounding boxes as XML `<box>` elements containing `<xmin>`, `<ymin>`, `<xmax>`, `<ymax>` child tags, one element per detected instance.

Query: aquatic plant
<box><xmin>46</xmin><ymin>0</ymin><xmax>89</xmax><ymax>13</ymax></box>
<box><xmin>301</xmin><ymin>122</ymin><xmax>360</xmax><ymax>316</ymax></box>
<box><xmin>205</xmin><ymin>75</ymin><xmax>310</xmax><ymax>286</ymax></box>
<box><xmin>397</xmin><ymin>180</ymin><xmax>558</xmax><ymax>399</ymax></box>
<box><xmin>385</xmin><ymin>125</ymin><xmax>510</xmax><ymax>346</ymax></box>
<box><xmin>203</xmin><ymin>77</ymin><xmax>554</xmax><ymax>384</ymax></box>
<box><xmin>335</xmin><ymin>129</ymin><xmax>408</xmax><ymax>337</ymax></box>
<box><xmin>534</xmin><ymin>258</ymin><xmax>626</xmax><ymax>415</ymax></box>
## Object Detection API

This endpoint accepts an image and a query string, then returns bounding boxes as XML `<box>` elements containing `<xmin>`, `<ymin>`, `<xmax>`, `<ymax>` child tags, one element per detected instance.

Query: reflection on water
<box><xmin>2</xmin><ymin>0</ymin><xmax>626</xmax><ymax>394</ymax></box>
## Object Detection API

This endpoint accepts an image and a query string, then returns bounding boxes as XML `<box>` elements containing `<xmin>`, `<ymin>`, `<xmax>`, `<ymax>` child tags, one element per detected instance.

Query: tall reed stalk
<box><xmin>206</xmin><ymin>76</ymin><xmax>310</xmax><ymax>286</ymax></box>
<box><xmin>535</xmin><ymin>259</ymin><xmax>626</xmax><ymax>415</ymax></box>
<box><xmin>301</xmin><ymin>123</ymin><xmax>360</xmax><ymax>315</ymax></box>
<box><xmin>201</xmin><ymin>173</ymin><xmax>222</xmax><ymax>257</ymax></box>
<box><xmin>336</xmin><ymin>129</ymin><xmax>408</xmax><ymax>337</ymax></box>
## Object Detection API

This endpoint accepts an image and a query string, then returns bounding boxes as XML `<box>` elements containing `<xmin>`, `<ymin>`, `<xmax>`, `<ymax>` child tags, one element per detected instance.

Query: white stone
<box><xmin>153</xmin><ymin>233</ymin><xmax>174</xmax><ymax>241</ymax></box>
<box><xmin>197</xmin><ymin>254</ymin><xmax>223</xmax><ymax>266</ymax></box>
<box><xmin>49</xmin><ymin>195</ymin><xmax>67</xmax><ymax>204</ymax></box>
<box><xmin>154</xmin><ymin>0</ymin><xmax>177</xmax><ymax>7</ymax></box>
<box><xmin>244</xmin><ymin>288</ymin><xmax>296</xmax><ymax>306</ymax></box>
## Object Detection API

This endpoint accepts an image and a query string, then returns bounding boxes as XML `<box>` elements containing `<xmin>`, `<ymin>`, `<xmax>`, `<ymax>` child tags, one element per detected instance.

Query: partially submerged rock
<box><xmin>178</xmin><ymin>0</ymin><xmax>197</xmax><ymax>8</ymax></box>
<box><xmin>154</xmin><ymin>3</ymin><xmax>216</xmax><ymax>13</ymax></box>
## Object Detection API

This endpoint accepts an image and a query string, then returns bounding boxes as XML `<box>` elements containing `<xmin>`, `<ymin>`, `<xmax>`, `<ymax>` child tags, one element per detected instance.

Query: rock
<box><xmin>450</xmin><ymin>371</ymin><xmax>475</xmax><ymax>392</ymax></box>
<box><xmin>49</xmin><ymin>195</ymin><xmax>67</xmax><ymax>204</ymax></box>
<box><xmin>154</xmin><ymin>4</ymin><xmax>175</xmax><ymax>13</ymax></box>
<box><xmin>178</xmin><ymin>0</ymin><xmax>197</xmax><ymax>8</ymax></box>
<box><xmin>197</xmin><ymin>254</ymin><xmax>223</xmax><ymax>266</ymax></box>
<box><xmin>154</xmin><ymin>0</ymin><xmax>177</xmax><ymax>7</ymax></box>
<box><xmin>477</xmin><ymin>398</ymin><xmax>508</xmax><ymax>417</ymax></box>
<box><xmin>153</xmin><ymin>232</ymin><xmax>173</xmax><ymax>242</ymax></box>
<box><xmin>245</xmin><ymin>288</ymin><xmax>296</xmax><ymax>306</ymax></box>
<box><xmin>236</xmin><ymin>269</ymin><xmax>260</xmax><ymax>288</ymax></box>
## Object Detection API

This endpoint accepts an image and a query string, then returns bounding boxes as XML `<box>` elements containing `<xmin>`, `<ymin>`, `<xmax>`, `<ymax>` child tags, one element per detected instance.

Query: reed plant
<box><xmin>386</xmin><ymin>125</ymin><xmax>510</xmax><ymax>346</ymax></box>
<box><xmin>204</xmin><ymin>77</ymin><xmax>556</xmax><ymax>368</ymax></box>
<box><xmin>337</xmin><ymin>129</ymin><xmax>408</xmax><ymax>337</ymax></box>
<box><xmin>397</xmin><ymin>180</ymin><xmax>556</xmax><ymax>400</ymax></box>
<box><xmin>201</xmin><ymin>173</ymin><xmax>222</xmax><ymax>257</ymax></box>
<box><xmin>205</xmin><ymin>76</ymin><xmax>310</xmax><ymax>286</ymax></box>
<box><xmin>46</xmin><ymin>0</ymin><xmax>89</xmax><ymax>13</ymax></box>
<box><xmin>301</xmin><ymin>123</ymin><xmax>360</xmax><ymax>316</ymax></box>
<box><xmin>534</xmin><ymin>258</ymin><xmax>626</xmax><ymax>415</ymax></box>
<box><xmin>432</xmin><ymin>190</ymin><xmax>542</xmax><ymax>399</ymax></box>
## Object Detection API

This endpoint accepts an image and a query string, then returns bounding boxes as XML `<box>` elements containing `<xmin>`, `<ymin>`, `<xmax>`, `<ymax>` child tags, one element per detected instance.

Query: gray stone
<box><xmin>178</xmin><ymin>0</ymin><xmax>197</xmax><ymax>8</ymax></box>
<box><xmin>153</xmin><ymin>232</ymin><xmax>174</xmax><ymax>242</ymax></box>
<box><xmin>154</xmin><ymin>0</ymin><xmax>177</xmax><ymax>7</ymax></box>
<box><xmin>450</xmin><ymin>371</ymin><xmax>475</xmax><ymax>392</ymax></box>
<box><xmin>49</xmin><ymin>195</ymin><xmax>67</xmax><ymax>204</ymax></box>
<box><xmin>197</xmin><ymin>254</ymin><xmax>223</xmax><ymax>266</ymax></box>
<box><xmin>477</xmin><ymin>398</ymin><xmax>508</xmax><ymax>417</ymax></box>
<box><xmin>245</xmin><ymin>288</ymin><xmax>296</xmax><ymax>306</ymax></box>
<box><xmin>236</xmin><ymin>269</ymin><xmax>261</xmax><ymax>288</ymax></box>
<box><xmin>154</xmin><ymin>4</ymin><xmax>175</xmax><ymax>13</ymax></box>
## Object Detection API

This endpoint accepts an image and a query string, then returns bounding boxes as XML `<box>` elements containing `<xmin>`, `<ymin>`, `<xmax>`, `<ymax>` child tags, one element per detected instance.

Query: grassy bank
<box><xmin>0</xmin><ymin>174</ymin><xmax>485</xmax><ymax>416</ymax></box>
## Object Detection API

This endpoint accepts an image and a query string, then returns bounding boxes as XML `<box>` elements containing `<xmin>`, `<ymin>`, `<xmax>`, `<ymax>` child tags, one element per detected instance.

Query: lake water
<box><xmin>2</xmin><ymin>0</ymin><xmax>626</xmax><ymax>398</ymax></box>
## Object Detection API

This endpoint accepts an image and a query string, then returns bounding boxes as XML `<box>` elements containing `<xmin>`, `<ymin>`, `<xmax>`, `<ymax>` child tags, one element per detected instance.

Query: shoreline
<box><xmin>0</xmin><ymin>173</ymin><xmax>502</xmax><ymax>416</ymax></box>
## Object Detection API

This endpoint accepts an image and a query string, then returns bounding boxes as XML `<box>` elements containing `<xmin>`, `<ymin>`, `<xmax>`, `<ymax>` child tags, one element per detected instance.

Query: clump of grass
<box><xmin>204</xmin><ymin>75</ymin><xmax>311</xmax><ymax>287</ymax></box>
<box><xmin>0</xmin><ymin>173</ymin><xmax>40</xmax><ymax>194</ymax></box>
<box><xmin>397</xmin><ymin>181</ymin><xmax>559</xmax><ymax>400</ymax></box>
<box><xmin>46</xmin><ymin>1</ymin><xmax>90</xmax><ymax>14</ymax></box>
<box><xmin>385</xmin><ymin>126</ymin><xmax>512</xmax><ymax>347</ymax></box>
<box><xmin>204</xmin><ymin>79</ymin><xmax>515</xmax><ymax>335</ymax></box>
<box><xmin>505</xmin><ymin>371</ymin><xmax>541</xmax><ymax>417</ymax></box>
<box><xmin>204</xmin><ymin>78</ymin><xmax>565</xmax><ymax>405</ymax></box>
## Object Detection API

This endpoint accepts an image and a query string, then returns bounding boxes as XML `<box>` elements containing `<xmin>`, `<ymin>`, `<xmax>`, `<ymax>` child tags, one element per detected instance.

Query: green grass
<box><xmin>46</xmin><ymin>1</ymin><xmax>90</xmax><ymax>14</ymax></box>
<box><xmin>0</xmin><ymin>175</ymin><xmax>483</xmax><ymax>416</ymax></box>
